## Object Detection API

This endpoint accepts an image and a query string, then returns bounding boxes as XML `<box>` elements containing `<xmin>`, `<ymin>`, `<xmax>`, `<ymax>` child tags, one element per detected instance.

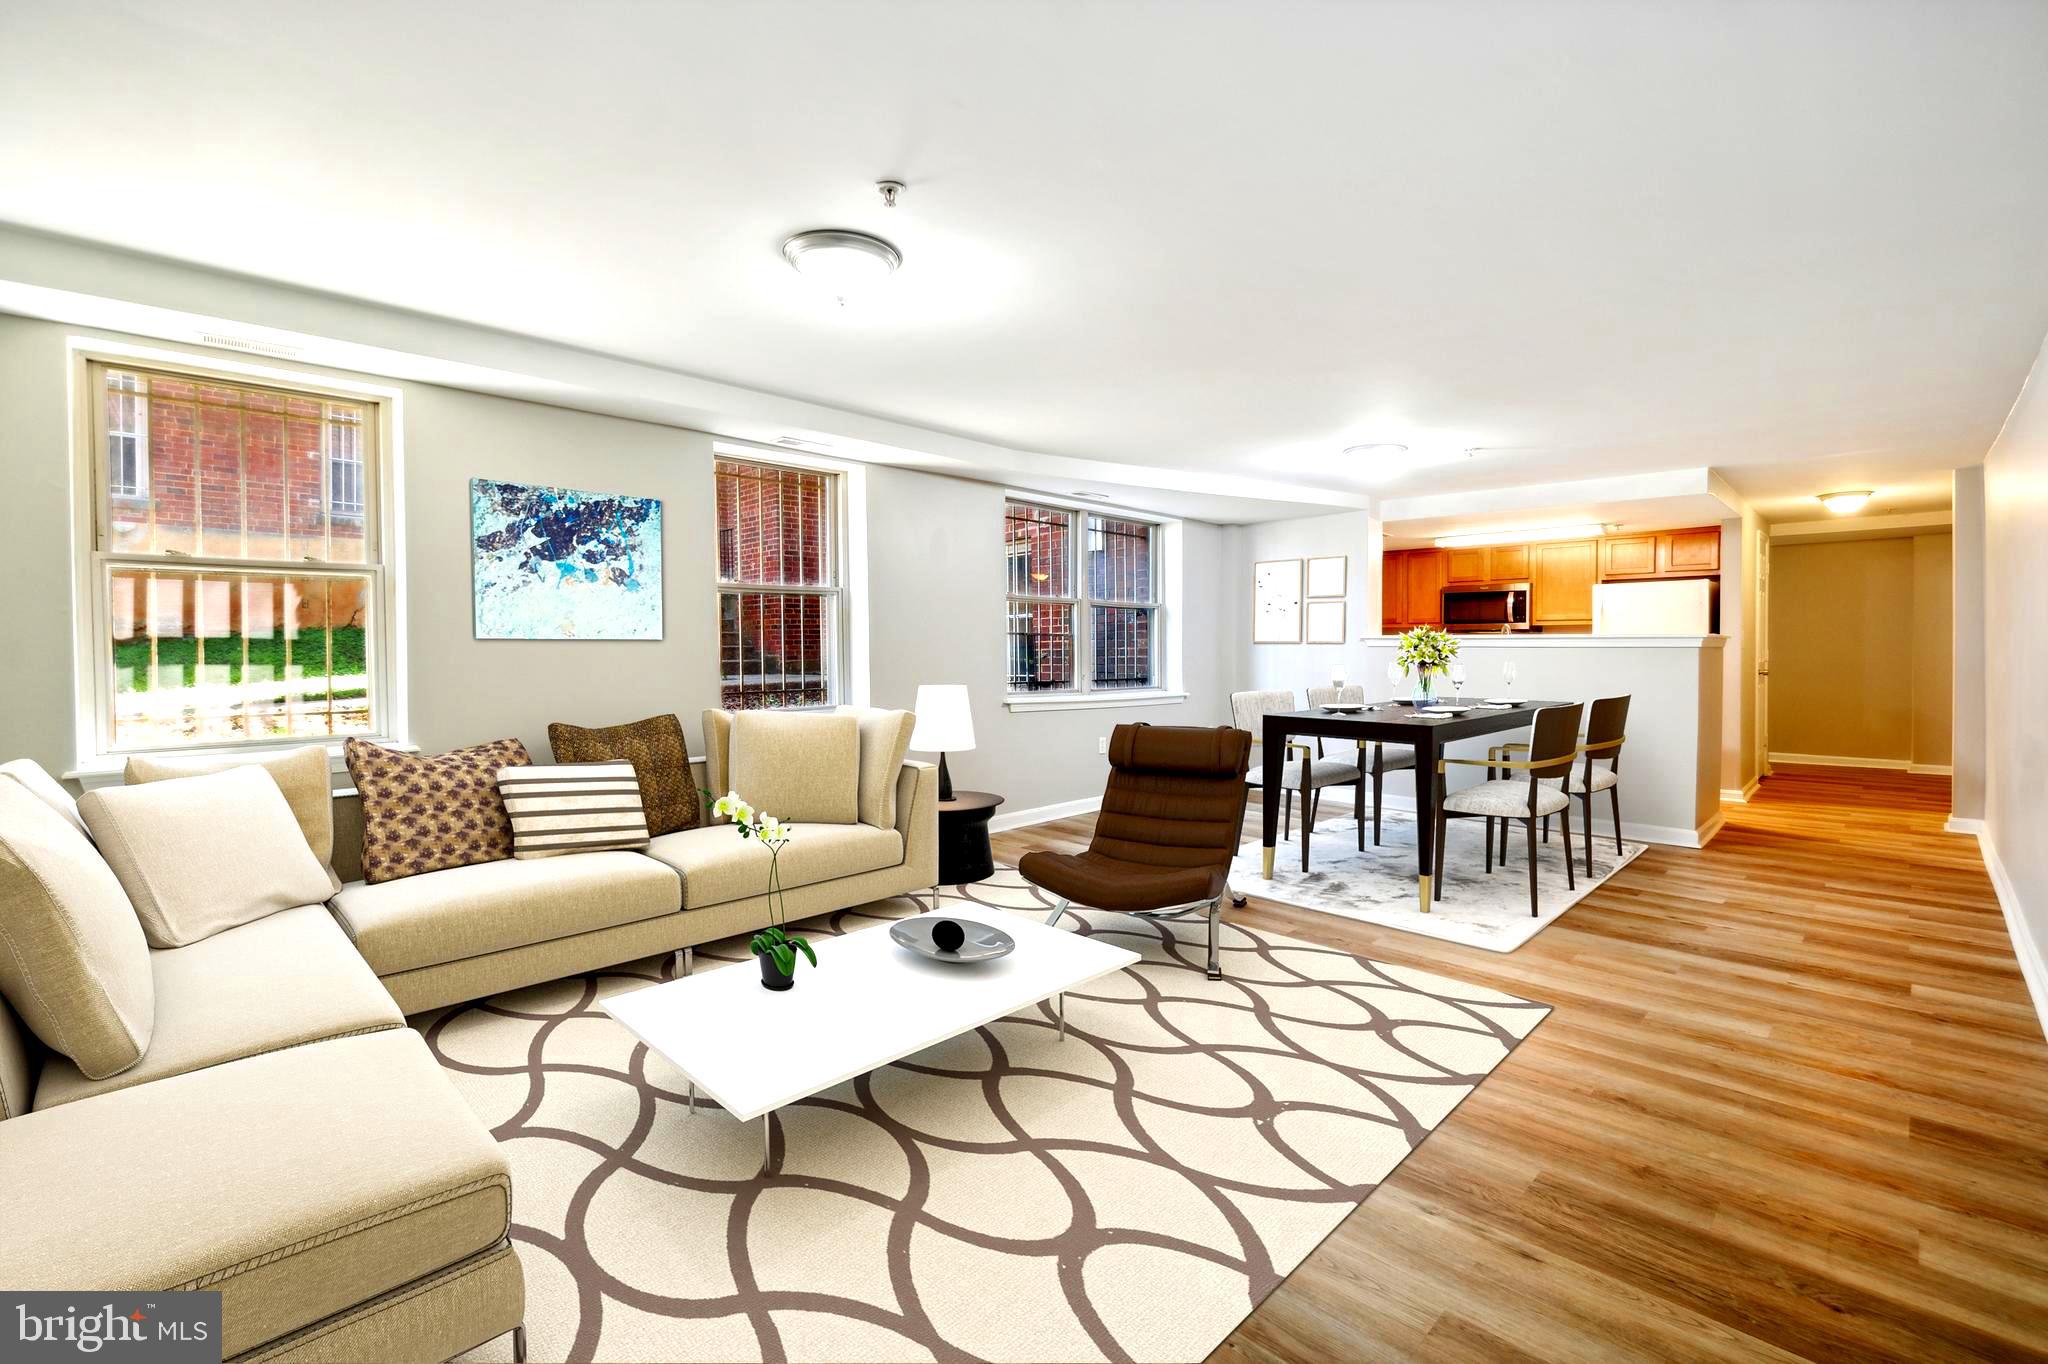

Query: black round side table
<box><xmin>937</xmin><ymin>790</ymin><xmax>1004</xmax><ymax>885</ymax></box>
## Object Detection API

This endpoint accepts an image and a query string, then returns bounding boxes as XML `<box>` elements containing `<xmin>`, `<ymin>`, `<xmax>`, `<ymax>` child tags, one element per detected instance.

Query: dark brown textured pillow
<box><xmin>548</xmin><ymin>714</ymin><xmax>699</xmax><ymax>836</ymax></box>
<box><xmin>343</xmin><ymin>737</ymin><xmax>531</xmax><ymax>884</ymax></box>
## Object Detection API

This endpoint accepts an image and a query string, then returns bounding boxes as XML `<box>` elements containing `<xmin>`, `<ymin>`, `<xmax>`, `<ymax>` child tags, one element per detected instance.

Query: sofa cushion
<box><xmin>0</xmin><ymin>758</ymin><xmax>88</xmax><ymax>837</ymax></box>
<box><xmin>344</xmin><ymin>736</ymin><xmax>530</xmax><ymax>884</ymax></box>
<box><xmin>124</xmin><ymin>745</ymin><xmax>341</xmax><ymax>891</ymax></box>
<box><xmin>548</xmin><ymin>713</ymin><xmax>700</xmax><ymax>835</ymax></box>
<box><xmin>0</xmin><ymin>781</ymin><xmax>154</xmax><ymax>1079</ymax></box>
<box><xmin>837</xmin><ymin>706</ymin><xmax>918</xmax><ymax>829</ymax></box>
<box><xmin>330</xmin><ymin>850</ymin><xmax>681</xmax><ymax>976</ymax></box>
<box><xmin>728</xmin><ymin>711</ymin><xmax>860</xmax><ymax>824</ymax></box>
<box><xmin>79</xmin><ymin>766</ymin><xmax>335</xmax><ymax>948</ymax></box>
<box><xmin>499</xmin><ymin>761</ymin><xmax>651</xmax><ymax>858</ymax></box>
<box><xmin>32</xmin><ymin>904</ymin><xmax>402</xmax><ymax>1110</ymax></box>
<box><xmin>0</xmin><ymin>1028</ymin><xmax>510</xmax><ymax>1360</ymax></box>
<box><xmin>646</xmin><ymin>822</ymin><xmax>904</xmax><ymax>909</ymax></box>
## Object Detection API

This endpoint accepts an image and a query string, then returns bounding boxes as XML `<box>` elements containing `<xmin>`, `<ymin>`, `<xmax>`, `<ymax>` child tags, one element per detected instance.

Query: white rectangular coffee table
<box><xmin>599</xmin><ymin>904</ymin><xmax>1140</xmax><ymax>1170</ymax></box>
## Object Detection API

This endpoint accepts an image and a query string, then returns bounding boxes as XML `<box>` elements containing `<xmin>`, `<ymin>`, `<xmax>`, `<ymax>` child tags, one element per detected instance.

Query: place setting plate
<box><xmin>890</xmin><ymin>915</ymin><xmax>1017</xmax><ymax>963</ymax></box>
<box><xmin>1319</xmin><ymin>702</ymin><xmax>1366</xmax><ymax>713</ymax></box>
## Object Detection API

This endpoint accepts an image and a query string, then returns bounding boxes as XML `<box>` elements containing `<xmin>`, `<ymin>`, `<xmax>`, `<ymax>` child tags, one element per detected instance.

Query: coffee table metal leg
<box><xmin>687</xmin><ymin>1082</ymin><xmax>695</xmax><ymax>1115</ymax></box>
<box><xmin>761</xmin><ymin>1114</ymin><xmax>771</xmax><ymax>1174</ymax></box>
<box><xmin>1057</xmin><ymin>992</ymin><xmax>1066</xmax><ymax>1041</ymax></box>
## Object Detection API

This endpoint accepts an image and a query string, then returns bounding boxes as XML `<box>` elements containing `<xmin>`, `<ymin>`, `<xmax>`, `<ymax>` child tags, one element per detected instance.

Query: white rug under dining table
<box><xmin>1229</xmin><ymin>809</ymin><xmax>1645</xmax><ymax>952</ymax></box>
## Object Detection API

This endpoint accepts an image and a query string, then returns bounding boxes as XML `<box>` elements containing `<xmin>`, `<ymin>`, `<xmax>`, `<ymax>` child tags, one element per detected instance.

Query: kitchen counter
<box><xmin>1359</xmin><ymin>635</ymin><xmax>1725</xmax><ymax>846</ymax></box>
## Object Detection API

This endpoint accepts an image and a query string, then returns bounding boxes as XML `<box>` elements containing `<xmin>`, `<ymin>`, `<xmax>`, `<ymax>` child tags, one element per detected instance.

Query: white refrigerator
<box><xmin>1592</xmin><ymin>579</ymin><xmax>1718</xmax><ymax>635</ymax></box>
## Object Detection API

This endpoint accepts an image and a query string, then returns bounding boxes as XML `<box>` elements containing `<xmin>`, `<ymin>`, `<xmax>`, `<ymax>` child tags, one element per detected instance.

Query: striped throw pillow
<box><xmin>496</xmin><ymin>762</ymin><xmax>651</xmax><ymax>859</ymax></box>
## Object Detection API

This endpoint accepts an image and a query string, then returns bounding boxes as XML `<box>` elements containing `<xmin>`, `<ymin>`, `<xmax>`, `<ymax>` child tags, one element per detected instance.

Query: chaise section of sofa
<box><xmin>0</xmin><ymin>1027</ymin><xmax>522</xmax><ymax>1361</ymax></box>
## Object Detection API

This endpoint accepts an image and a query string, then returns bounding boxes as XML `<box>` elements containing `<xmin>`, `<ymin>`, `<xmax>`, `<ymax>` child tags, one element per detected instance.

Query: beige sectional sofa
<box><xmin>0</xmin><ymin>707</ymin><xmax>937</xmax><ymax>1361</ymax></box>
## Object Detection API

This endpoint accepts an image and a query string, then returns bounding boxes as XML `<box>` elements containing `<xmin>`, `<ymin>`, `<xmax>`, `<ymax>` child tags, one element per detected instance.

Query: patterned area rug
<box><xmin>441</xmin><ymin>868</ymin><xmax>1548</xmax><ymax>1364</ymax></box>
<box><xmin>1230</xmin><ymin>810</ymin><xmax>1646</xmax><ymax>952</ymax></box>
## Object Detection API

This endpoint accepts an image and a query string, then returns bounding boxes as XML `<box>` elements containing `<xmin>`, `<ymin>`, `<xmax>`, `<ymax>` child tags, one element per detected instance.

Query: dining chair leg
<box><xmin>1432</xmin><ymin>806</ymin><xmax>1448</xmax><ymax>901</ymax></box>
<box><xmin>1560</xmin><ymin>801</ymin><xmax>1576</xmax><ymax>891</ymax></box>
<box><xmin>1581</xmin><ymin>791</ymin><xmax>1595</xmax><ymax>877</ymax></box>
<box><xmin>1371</xmin><ymin>766</ymin><xmax>1384</xmax><ymax>845</ymax></box>
<box><xmin>1283</xmin><ymin>789</ymin><xmax>1293</xmax><ymax>841</ymax></box>
<box><xmin>1498</xmin><ymin>811</ymin><xmax>1510</xmax><ymax>865</ymax></box>
<box><xmin>1309</xmin><ymin>788</ymin><xmax>1321</xmax><ymax>832</ymax></box>
<box><xmin>1525</xmin><ymin>815</ymin><xmax>1539</xmax><ymax>917</ymax></box>
<box><xmin>1354</xmin><ymin>777</ymin><xmax>1365</xmax><ymax>851</ymax></box>
<box><xmin>1610</xmin><ymin>785</ymin><xmax>1624</xmax><ymax>856</ymax></box>
<box><xmin>1483</xmin><ymin>816</ymin><xmax>1493</xmax><ymax>874</ymax></box>
<box><xmin>1542</xmin><ymin>814</ymin><xmax>1550</xmax><ymax>844</ymax></box>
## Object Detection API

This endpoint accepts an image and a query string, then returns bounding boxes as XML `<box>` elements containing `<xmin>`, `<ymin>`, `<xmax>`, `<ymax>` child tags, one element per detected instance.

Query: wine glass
<box><xmin>1449</xmin><ymin>662</ymin><xmax>1468</xmax><ymax>703</ymax></box>
<box><xmin>1384</xmin><ymin>659</ymin><xmax>1404</xmax><ymax>708</ymax></box>
<box><xmin>1501</xmin><ymin>659</ymin><xmax>1518</xmax><ymax>698</ymax></box>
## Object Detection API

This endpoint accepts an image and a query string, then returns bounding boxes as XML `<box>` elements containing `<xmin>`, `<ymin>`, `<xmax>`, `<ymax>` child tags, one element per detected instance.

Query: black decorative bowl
<box><xmin>890</xmin><ymin>916</ymin><xmax>1016</xmax><ymax>963</ymax></box>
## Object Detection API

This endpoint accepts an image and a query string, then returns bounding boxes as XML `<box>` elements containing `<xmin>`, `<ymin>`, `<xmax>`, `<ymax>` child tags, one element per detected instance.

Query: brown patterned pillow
<box><xmin>547</xmin><ymin>714</ymin><xmax>699</xmax><ymax>836</ymax></box>
<box><xmin>344</xmin><ymin>737</ymin><xmax>531</xmax><ymax>884</ymax></box>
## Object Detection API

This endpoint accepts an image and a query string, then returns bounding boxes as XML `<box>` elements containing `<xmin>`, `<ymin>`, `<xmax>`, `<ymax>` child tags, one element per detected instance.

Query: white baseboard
<box><xmin>1366</xmin><ymin>793</ymin><xmax>1721</xmax><ymax>849</ymax></box>
<box><xmin>1719</xmin><ymin>776</ymin><xmax>1761</xmax><ymax>804</ymax></box>
<box><xmin>1768</xmin><ymin>751</ymin><xmax>1912</xmax><ymax>770</ymax></box>
<box><xmin>989</xmin><ymin>795</ymin><xmax>1101</xmax><ymax>834</ymax></box>
<box><xmin>1978</xmin><ymin>832</ymin><xmax>2048</xmax><ymax>1043</ymax></box>
<box><xmin>1945</xmin><ymin>816</ymin><xmax>1986</xmax><ymax>836</ymax></box>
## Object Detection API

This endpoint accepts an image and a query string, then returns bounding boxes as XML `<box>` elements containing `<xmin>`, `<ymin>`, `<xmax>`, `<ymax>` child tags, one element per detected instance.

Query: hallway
<box><xmin>995</xmin><ymin>766</ymin><xmax>2048</xmax><ymax>1362</ymax></box>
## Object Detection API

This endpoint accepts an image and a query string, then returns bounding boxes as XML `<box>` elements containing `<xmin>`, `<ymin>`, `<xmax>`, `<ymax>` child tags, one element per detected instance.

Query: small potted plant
<box><xmin>709</xmin><ymin>791</ymin><xmax>817</xmax><ymax>991</ymax></box>
<box><xmin>1394</xmin><ymin>625</ymin><xmax>1459</xmax><ymax>704</ymax></box>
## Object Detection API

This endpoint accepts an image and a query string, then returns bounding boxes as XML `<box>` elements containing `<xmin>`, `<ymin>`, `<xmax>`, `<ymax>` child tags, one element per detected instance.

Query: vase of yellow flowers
<box><xmin>1394</xmin><ymin>625</ymin><xmax>1459</xmax><ymax>704</ymax></box>
<box><xmin>709</xmin><ymin>790</ymin><xmax>817</xmax><ymax>990</ymax></box>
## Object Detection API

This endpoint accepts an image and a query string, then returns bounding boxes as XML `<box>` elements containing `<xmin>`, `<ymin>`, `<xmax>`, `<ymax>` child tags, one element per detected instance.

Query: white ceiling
<box><xmin>4</xmin><ymin>0</ymin><xmax>2047</xmax><ymax>524</ymax></box>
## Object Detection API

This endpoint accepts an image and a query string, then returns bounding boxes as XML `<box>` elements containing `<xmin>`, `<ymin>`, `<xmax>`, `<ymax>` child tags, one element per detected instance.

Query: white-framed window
<box><xmin>81</xmin><ymin>359</ymin><xmax>397</xmax><ymax>757</ymax></box>
<box><xmin>715</xmin><ymin>455</ymin><xmax>843</xmax><ymax>709</ymax></box>
<box><xmin>1006</xmin><ymin>499</ymin><xmax>1162</xmax><ymax>695</ymax></box>
<box><xmin>106</xmin><ymin>370</ymin><xmax>147</xmax><ymax>497</ymax></box>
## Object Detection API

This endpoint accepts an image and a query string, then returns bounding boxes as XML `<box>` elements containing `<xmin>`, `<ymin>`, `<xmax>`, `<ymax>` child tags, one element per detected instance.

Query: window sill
<box><xmin>1004</xmin><ymin>690</ymin><xmax>1190</xmax><ymax>714</ymax></box>
<box><xmin>66</xmin><ymin>737</ymin><xmax>417</xmax><ymax>792</ymax></box>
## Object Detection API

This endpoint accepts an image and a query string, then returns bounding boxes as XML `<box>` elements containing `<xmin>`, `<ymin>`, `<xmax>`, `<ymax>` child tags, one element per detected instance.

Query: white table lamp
<box><xmin>910</xmin><ymin>684</ymin><xmax>975</xmax><ymax>802</ymax></box>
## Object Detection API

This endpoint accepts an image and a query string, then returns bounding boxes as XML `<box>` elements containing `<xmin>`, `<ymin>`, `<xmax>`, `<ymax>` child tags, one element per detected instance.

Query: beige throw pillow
<box><xmin>0</xmin><ymin>781</ymin><xmax>154</xmax><ymax>1079</ymax></box>
<box><xmin>0</xmin><ymin>758</ymin><xmax>89</xmax><ymax>838</ymax></box>
<box><xmin>124</xmin><ymin>745</ymin><xmax>339</xmax><ymax>891</ymax></box>
<box><xmin>727</xmin><ymin>711</ymin><xmax>860</xmax><ymax>825</ymax></box>
<box><xmin>835</xmin><ymin>707</ymin><xmax>917</xmax><ymax>829</ymax></box>
<box><xmin>79</xmin><ymin>766</ymin><xmax>335</xmax><ymax>948</ymax></box>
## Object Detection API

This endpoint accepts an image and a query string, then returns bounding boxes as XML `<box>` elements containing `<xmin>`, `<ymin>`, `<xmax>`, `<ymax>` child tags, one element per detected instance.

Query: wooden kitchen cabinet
<box><xmin>1662</xmin><ymin>526</ymin><xmax>1721</xmax><ymax>575</ymax></box>
<box><xmin>1601</xmin><ymin>534</ymin><xmax>1660</xmax><ymax>579</ymax></box>
<box><xmin>1381</xmin><ymin>551</ymin><xmax>1408</xmax><ymax>630</ymax></box>
<box><xmin>1445</xmin><ymin>547</ymin><xmax>1489</xmax><ymax>584</ymax></box>
<box><xmin>1531</xmin><ymin>539</ymin><xmax>1598</xmax><ymax>626</ymax></box>
<box><xmin>1488</xmin><ymin>544</ymin><xmax>1530</xmax><ymax>580</ymax></box>
<box><xmin>1403</xmin><ymin>549</ymin><xmax>1448</xmax><ymax>626</ymax></box>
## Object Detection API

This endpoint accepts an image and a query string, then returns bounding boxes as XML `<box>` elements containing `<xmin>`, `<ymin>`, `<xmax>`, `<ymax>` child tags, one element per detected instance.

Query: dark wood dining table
<box><xmin>1259</xmin><ymin>701</ymin><xmax>1557</xmax><ymax>910</ymax></box>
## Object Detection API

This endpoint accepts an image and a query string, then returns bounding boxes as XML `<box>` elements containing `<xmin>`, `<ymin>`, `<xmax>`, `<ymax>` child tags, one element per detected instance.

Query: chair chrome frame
<box><xmin>1044</xmin><ymin>891</ymin><xmax>1229</xmax><ymax>980</ymax></box>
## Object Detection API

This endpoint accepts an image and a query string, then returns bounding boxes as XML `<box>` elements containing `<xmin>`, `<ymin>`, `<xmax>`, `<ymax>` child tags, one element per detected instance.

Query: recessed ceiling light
<box><xmin>1343</xmin><ymin>443</ymin><xmax>1409</xmax><ymax>457</ymax></box>
<box><xmin>782</xmin><ymin>229</ymin><xmax>901</xmax><ymax>302</ymax></box>
<box><xmin>1818</xmin><ymin>489</ymin><xmax>1874</xmax><ymax>515</ymax></box>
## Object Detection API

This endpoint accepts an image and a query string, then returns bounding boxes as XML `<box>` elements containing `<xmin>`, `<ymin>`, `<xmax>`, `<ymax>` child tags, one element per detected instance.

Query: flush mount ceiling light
<box><xmin>782</xmin><ymin>229</ymin><xmax>901</xmax><ymax>302</ymax></box>
<box><xmin>1434</xmin><ymin>522</ymin><xmax>1611</xmax><ymax>549</ymax></box>
<box><xmin>1343</xmin><ymin>443</ymin><xmax>1409</xmax><ymax>457</ymax></box>
<box><xmin>1818</xmin><ymin>489</ymin><xmax>1874</xmax><ymax>515</ymax></box>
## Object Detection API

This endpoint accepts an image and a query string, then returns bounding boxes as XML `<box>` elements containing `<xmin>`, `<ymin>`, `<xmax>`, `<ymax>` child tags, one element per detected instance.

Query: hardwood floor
<box><xmin>992</xmin><ymin>765</ymin><xmax>2048</xmax><ymax>1363</ymax></box>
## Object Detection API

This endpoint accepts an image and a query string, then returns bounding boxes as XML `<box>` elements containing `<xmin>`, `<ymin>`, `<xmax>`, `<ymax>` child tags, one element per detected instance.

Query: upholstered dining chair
<box><xmin>1432</xmin><ymin>702</ymin><xmax>1585</xmax><ymax>916</ymax></box>
<box><xmin>1020</xmin><ymin>723</ymin><xmax>1252</xmax><ymax>979</ymax></box>
<box><xmin>1228</xmin><ymin>689</ymin><xmax>1364</xmax><ymax>872</ymax></box>
<box><xmin>1307</xmin><ymin>683</ymin><xmax>1415</xmax><ymax>847</ymax></box>
<box><xmin>1493</xmin><ymin>694</ymin><xmax>1630</xmax><ymax>877</ymax></box>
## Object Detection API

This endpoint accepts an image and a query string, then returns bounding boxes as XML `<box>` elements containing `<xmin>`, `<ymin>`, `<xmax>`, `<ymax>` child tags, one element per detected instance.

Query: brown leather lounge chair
<box><xmin>1019</xmin><ymin>723</ymin><xmax>1253</xmax><ymax>980</ymax></box>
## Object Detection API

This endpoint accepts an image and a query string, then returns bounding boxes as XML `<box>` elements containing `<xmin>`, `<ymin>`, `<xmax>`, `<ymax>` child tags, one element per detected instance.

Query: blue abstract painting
<box><xmin>471</xmin><ymin>479</ymin><xmax>663</xmax><ymax>640</ymax></box>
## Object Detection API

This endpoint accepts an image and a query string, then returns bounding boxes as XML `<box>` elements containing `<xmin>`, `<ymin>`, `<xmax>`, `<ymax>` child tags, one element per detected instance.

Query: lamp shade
<box><xmin>910</xmin><ymin>684</ymin><xmax>975</xmax><ymax>753</ymax></box>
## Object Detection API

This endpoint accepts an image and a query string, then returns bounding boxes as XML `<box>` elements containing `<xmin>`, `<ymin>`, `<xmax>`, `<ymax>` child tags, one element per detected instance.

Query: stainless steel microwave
<box><xmin>1443</xmin><ymin>583</ymin><xmax>1532</xmax><ymax>632</ymax></box>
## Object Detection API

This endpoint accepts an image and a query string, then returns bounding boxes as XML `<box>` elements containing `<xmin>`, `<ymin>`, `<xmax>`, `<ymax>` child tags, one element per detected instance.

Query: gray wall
<box><xmin>1983</xmin><ymin>330</ymin><xmax>2048</xmax><ymax>1030</ymax></box>
<box><xmin>864</xmin><ymin>464</ymin><xmax>1237</xmax><ymax>816</ymax></box>
<box><xmin>0</xmin><ymin>316</ymin><xmax>1234</xmax><ymax>817</ymax></box>
<box><xmin>1234</xmin><ymin>508</ymin><xmax>1382</xmax><ymax>694</ymax></box>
